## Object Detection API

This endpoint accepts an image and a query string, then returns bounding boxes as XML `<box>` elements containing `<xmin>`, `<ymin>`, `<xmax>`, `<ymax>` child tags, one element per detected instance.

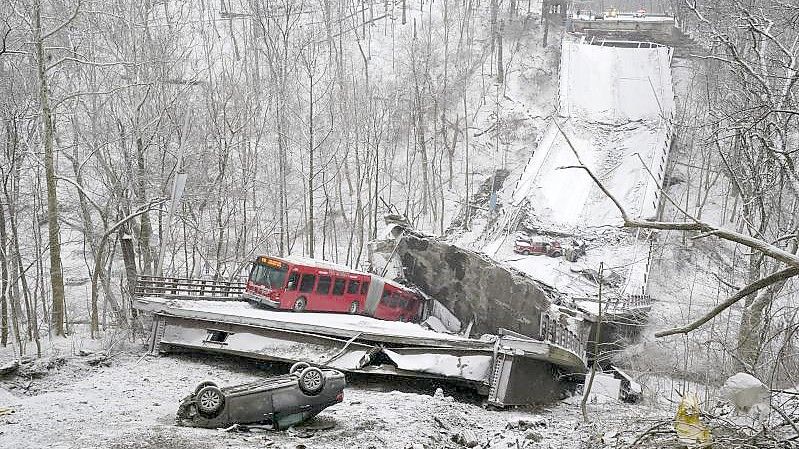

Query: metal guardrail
<box><xmin>134</xmin><ymin>275</ymin><xmax>245</xmax><ymax>301</ymax></box>
<box><xmin>540</xmin><ymin>314</ymin><xmax>585</xmax><ymax>361</ymax></box>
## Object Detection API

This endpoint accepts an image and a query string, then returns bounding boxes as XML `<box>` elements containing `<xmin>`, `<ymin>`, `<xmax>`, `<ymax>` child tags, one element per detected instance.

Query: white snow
<box><xmin>722</xmin><ymin>373</ymin><xmax>770</xmax><ymax>414</ymax></box>
<box><xmin>561</xmin><ymin>41</ymin><xmax>674</xmax><ymax>122</ymax></box>
<box><xmin>0</xmin><ymin>334</ymin><xmax>673</xmax><ymax>449</ymax></box>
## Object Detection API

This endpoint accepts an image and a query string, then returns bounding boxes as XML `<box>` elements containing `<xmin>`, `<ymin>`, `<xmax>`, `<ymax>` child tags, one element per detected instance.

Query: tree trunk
<box><xmin>134</xmin><ymin>137</ymin><xmax>154</xmax><ymax>274</ymax></box>
<box><xmin>497</xmin><ymin>20</ymin><xmax>504</xmax><ymax>83</ymax></box>
<box><xmin>119</xmin><ymin>222</ymin><xmax>138</xmax><ymax>298</ymax></box>
<box><xmin>6</xmin><ymin>179</ymin><xmax>41</xmax><ymax>355</ymax></box>
<box><xmin>34</xmin><ymin>2</ymin><xmax>66</xmax><ymax>336</ymax></box>
<box><xmin>0</xmin><ymin>193</ymin><xmax>9</xmax><ymax>348</ymax></box>
<box><xmin>308</xmin><ymin>69</ymin><xmax>315</xmax><ymax>258</ymax></box>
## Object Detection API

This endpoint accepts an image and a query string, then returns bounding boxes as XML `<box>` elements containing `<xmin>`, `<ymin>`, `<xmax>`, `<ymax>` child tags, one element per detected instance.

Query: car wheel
<box><xmin>196</xmin><ymin>385</ymin><xmax>225</xmax><ymax>418</ymax></box>
<box><xmin>194</xmin><ymin>380</ymin><xmax>217</xmax><ymax>395</ymax></box>
<box><xmin>298</xmin><ymin>367</ymin><xmax>326</xmax><ymax>396</ymax></box>
<box><xmin>348</xmin><ymin>301</ymin><xmax>359</xmax><ymax>314</ymax></box>
<box><xmin>293</xmin><ymin>297</ymin><xmax>307</xmax><ymax>312</ymax></box>
<box><xmin>290</xmin><ymin>362</ymin><xmax>310</xmax><ymax>375</ymax></box>
<box><xmin>522</xmin><ymin>250</ymin><xmax>530</xmax><ymax>255</ymax></box>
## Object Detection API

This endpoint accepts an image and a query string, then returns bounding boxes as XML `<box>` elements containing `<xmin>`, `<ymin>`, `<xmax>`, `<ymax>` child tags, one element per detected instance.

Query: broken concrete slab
<box><xmin>586</xmin><ymin>373</ymin><xmax>621</xmax><ymax>403</ymax></box>
<box><xmin>373</xmin><ymin>234</ymin><xmax>590</xmax><ymax>346</ymax></box>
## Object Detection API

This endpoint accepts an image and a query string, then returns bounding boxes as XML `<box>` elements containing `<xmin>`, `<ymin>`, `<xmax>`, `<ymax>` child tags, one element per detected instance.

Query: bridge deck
<box><xmin>134</xmin><ymin>297</ymin><xmax>586</xmax><ymax>405</ymax></box>
<box><xmin>135</xmin><ymin>297</ymin><xmax>479</xmax><ymax>349</ymax></box>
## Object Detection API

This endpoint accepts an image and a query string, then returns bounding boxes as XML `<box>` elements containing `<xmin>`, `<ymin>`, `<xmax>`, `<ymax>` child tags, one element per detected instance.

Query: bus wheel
<box><xmin>348</xmin><ymin>301</ymin><xmax>359</xmax><ymax>314</ymax></box>
<box><xmin>292</xmin><ymin>297</ymin><xmax>307</xmax><ymax>312</ymax></box>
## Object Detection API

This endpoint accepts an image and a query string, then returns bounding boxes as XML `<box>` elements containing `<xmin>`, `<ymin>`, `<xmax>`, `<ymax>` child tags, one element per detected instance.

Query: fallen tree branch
<box><xmin>622</xmin><ymin>218</ymin><xmax>799</xmax><ymax>269</ymax></box>
<box><xmin>553</xmin><ymin>120</ymin><xmax>629</xmax><ymax>221</ymax></box>
<box><xmin>627</xmin><ymin>420</ymin><xmax>673</xmax><ymax>448</ymax></box>
<box><xmin>654</xmin><ymin>267</ymin><xmax>799</xmax><ymax>337</ymax></box>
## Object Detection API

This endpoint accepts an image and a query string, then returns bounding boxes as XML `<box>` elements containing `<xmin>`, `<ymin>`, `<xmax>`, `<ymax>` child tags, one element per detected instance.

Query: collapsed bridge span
<box><xmin>134</xmin><ymin>278</ymin><xmax>588</xmax><ymax>406</ymax></box>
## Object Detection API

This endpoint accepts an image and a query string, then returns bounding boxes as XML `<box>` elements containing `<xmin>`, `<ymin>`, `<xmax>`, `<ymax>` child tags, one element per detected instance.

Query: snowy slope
<box><xmin>511</xmin><ymin>119</ymin><xmax>670</xmax><ymax>227</ymax></box>
<box><xmin>473</xmin><ymin>39</ymin><xmax>675</xmax><ymax>306</ymax></box>
<box><xmin>512</xmin><ymin>41</ymin><xmax>674</xmax><ymax>228</ymax></box>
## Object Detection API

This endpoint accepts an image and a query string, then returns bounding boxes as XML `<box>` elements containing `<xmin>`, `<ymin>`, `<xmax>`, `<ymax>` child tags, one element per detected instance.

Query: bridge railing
<box><xmin>134</xmin><ymin>275</ymin><xmax>245</xmax><ymax>301</ymax></box>
<box><xmin>540</xmin><ymin>314</ymin><xmax>585</xmax><ymax>361</ymax></box>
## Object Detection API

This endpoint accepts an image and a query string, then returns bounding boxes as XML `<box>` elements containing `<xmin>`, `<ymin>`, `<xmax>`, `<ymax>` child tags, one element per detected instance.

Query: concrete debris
<box><xmin>85</xmin><ymin>354</ymin><xmax>111</xmax><ymax>367</ymax></box>
<box><xmin>610</xmin><ymin>365</ymin><xmax>643</xmax><ymax>403</ymax></box>
<box><xmin>722</xmin><ymin>372</ymin><xmax>770</xmax><ymax>414</ymax></box>
<box><xmin>0</xmin><ymin>361</ymin><xmax>19</xmax><ymax>376</ymax></box>
<box><xmin>506</xmin><ymin>417</ymin><xmax>547</xmax><ymax>430</ymax></box>
<box><xmin>452</xmin><ymin>428</ymin><xmax>479</xmax><ymax>447</ymax></box>
<box><xmin>601</xmin><ymin>430</ymin><xmax>618</xmax><ymax>445</ymax></box>
<box><xmin>525</xmin><ymin>429</ymin><xmax>544</xmax><ymax>442</ymax></box>
<box><xmin>433</xmin><ymin>415</ymin><xmax>451</xmax><ymax>431</ymax></box>
<box><xmin>421</xmin><ymin>316</ymin><xmax>450</xmax><ymax>334</ymax></box>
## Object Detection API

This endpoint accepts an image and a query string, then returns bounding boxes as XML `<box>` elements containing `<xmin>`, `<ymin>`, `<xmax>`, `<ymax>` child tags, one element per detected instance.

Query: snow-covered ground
<box><xmin>0</xmin><ymin>330</ymin><xmax>672</xmax><ymax>449</ymax></box>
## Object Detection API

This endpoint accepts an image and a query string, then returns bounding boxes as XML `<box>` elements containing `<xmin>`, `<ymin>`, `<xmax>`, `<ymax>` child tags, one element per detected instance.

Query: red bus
<box><xmin>243</xmin><ymin>255</ymin><xmax>424</xmax><ymax>322</ymax></box>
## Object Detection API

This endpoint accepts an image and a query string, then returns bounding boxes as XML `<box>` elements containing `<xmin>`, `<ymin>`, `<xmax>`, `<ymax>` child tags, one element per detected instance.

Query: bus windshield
<box><xmin>250</xmin><ymin>262</ymin><xmax>288</xmax><ymax>289</ymax></box>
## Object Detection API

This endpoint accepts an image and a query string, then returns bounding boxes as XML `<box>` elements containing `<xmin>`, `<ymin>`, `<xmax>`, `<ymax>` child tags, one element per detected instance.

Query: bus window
<box><xmin>317</xmin><ymin>275</ymin><xmax>331</xmax><ymax>294</ymax></box>
<box><xmin>249</xmin><ymin>263</ymin><xmax>288</xmax><ymax>289</ymax></box>
<box><xmin>360</xmin><ymin>282</ymin><xmax>370</xmax><ymax>294</ymax></box>
<box><xmin>299</xmin><ymin>274</ymin><xmax>316</xmax><ymax>293</ymax></box>
<box><xmin>286</xmin><ymin>272</ymin><xmax>299</xmax><ymax>291</ymax></box>
<box><xmin>346</xmin><ymin>280</ymin><xmax>360</xmax><ymax>295</ymax></box>
<box><xmin>332</xmin><ymin>278</ymin><xmax>346</xmax><ymax>295</ymax></box>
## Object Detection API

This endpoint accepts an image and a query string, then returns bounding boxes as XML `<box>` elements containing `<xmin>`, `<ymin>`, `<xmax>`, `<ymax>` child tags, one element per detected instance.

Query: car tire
<box><xmin>290</xmin><ymin>362</ymin><xmax>310</xmax><ymax>375</ymax></box>
<box><xmin>196</xmin><ymin>385</ymin><xmax>225</xmax><ymax>418</ymax></box>
<box><xmin>298</xmin><ymin>367</ymin><xmax>326</xmax><ymax>396</ymax></box>
<box><xmin>194</xmin><ymin>380</ymin><xmax>218</xmax><ymax>395</ymax></box>
<box><xmin>293</xmin><ymin>297</ymin><xmax>307</xmax><ymax>312</ymax></box>
<box><xmin>522</xmin><ymin>250</ymin><xmax>530</xmax><ymax>255</ymax></box>
<box><xmin>348</xmin><ymin>301</ymin><xmax>359</xmax><ymax>314</ymax></box>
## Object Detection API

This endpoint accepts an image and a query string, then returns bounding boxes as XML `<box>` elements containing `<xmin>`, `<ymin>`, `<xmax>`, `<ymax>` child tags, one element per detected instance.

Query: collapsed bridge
<box><xmin>134</xmin><ymin>274</ymin><xmax>588</xmax><ymax>406</ymax></box>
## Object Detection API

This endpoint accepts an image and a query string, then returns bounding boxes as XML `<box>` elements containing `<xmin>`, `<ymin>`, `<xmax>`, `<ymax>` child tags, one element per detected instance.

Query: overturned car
<box><xmin>176</xmin><ymin>363</ymin><xmax>346</xmax><ymax>429</ymax></box>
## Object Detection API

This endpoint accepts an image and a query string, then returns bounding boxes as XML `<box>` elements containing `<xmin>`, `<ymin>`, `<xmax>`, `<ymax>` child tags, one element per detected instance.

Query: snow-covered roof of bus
<box><xmin>258</xmin><ymin>255</ymin><xmax>372</xmax><ymax>276</ymax></box>
<box><xmin>256</xmin><ymin>254</ymin><xmax>412</xmax><ymax>290</ymax></box>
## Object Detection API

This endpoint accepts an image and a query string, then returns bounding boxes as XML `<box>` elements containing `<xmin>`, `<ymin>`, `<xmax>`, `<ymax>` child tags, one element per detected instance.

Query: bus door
<box><xmin>364</xmin><ymin>276</ymin><xmax>384</xmax><ymax>316</ymax></box>
<box><xmin>342</xmin><ymin>276</ymin><xmax>364</xmax><ymax>314</ymax></box>
<box><xmin>330</xmin><ymin>276</ymin><xmax>348</xmax><ymax>312</ymax></box>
